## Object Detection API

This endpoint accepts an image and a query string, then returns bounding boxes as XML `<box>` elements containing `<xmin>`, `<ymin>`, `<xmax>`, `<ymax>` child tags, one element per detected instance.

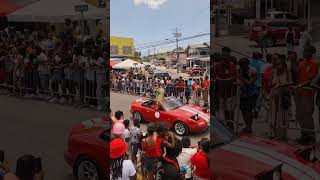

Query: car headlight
<box><xmin>256</xmin><ymin>164</ymin><xmax>282</xmax><ymax>180</ymax></box>
<box><xmin>199</xmin><ymin>122</ymin><xmax>205</xmax><ymax>125</ymax></box>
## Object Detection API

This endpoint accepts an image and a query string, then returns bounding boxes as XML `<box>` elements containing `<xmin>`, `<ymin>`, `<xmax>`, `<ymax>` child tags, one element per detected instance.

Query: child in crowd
<box><xmin>130</xmin><ymin>118</ymin><xmax>141</xmax><ymax>165</ymax></box>
<box><xmin>123</xmin><ymin>119</ymin><xmax>131</xmax><ymax>155</ymax></box>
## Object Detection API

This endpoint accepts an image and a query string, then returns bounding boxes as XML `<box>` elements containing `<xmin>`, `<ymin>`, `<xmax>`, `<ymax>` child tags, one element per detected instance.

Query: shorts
<box><xmin>240</xmin><ymin>96</ymin><xmax>258</xmax><ymax>112</ymax></box>
<box><xmin>144</xmin><ymin>157</ymin><xmax>158</xmax><ymax>172</ymax></box>
<box><xmin>219</xmin><ymin>96</ymin><xmax>237</xmax><ymax>112</ymax></box>
<box><xmin>131</xmin><ymin>142</ymin><xmax>140</xmax><ymax>157</ymax></box>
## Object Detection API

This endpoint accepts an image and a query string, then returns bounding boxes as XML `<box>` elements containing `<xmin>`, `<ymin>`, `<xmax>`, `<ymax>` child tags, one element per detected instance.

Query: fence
<box><xmin>110</xmin><ymin>78</ymin><xmax>210</xmax><ymax>107</ymax></box>
<box><xmin>0</xmin><ymin>64</ymin><xmax>108</xmax><ymax>111</ymax></box>
<box><xmin>214</xmin><ymin>78</ymin><xmax>320</xmax><ymax>137</ymax></box>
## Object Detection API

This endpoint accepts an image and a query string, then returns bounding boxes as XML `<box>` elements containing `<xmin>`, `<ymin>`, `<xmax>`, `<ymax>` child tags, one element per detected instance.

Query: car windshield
<box><xmin>160</xmin><ymin>97</ymin><xmax>183</xmax><ymax>111</ymax></box>
<box><xmin>212</xmin><ymin>116</ymin><xmax>235</xmax><ymax>146</ymax></box>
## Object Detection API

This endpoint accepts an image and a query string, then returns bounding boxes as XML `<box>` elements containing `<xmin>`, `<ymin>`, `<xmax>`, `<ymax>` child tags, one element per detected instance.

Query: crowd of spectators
<box><xmin>110</xmin><ymin>69</ymin><xmax>210</xmax><ymax>107</ymax></box>
<box><xmin>0</xmin><ymin>19</ymin><xmax>108</xmax><ymax>111</ymax></box>
<box><xmin>213</xmin><ymin>44</ymin><xmax>320</xmax><ymax>145</ymax></box>
<box><xmin>110</xmin><ymin>110</ymin><xmax>210</xmax><ymax>180</ymax></box>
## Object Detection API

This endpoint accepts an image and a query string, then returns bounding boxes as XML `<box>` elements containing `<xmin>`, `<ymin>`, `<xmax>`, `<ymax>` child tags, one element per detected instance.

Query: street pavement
<box><xmin>110</xmin><ymin>92</ymin><xmax>210</xmax><ymax>146</ymax></box>
<box><xmin>0</xmin><ymin>95</ymin><xmax>105</xmax><ymax>180</ymax></box>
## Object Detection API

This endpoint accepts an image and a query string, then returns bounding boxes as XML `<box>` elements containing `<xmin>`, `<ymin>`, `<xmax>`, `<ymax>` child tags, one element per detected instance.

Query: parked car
<box><xmin>212</xmin><ymin>116</ymin><xmax>320</xmax><ymax>180</ymax></box>
<box><xmin>130</xmin><ymin>96</ymin><xmax>209</xmax><ymax>135</ymax></box>
<box><xmin>153</xmin><ymin>70</ymin><xmax>171</xmax><ymax>79</ymax></box>
<box><xmin>249</xmin><ymin>19</ymin><xmax>305</xmax><ymax>47</ymax></box>
<box><xmin>188</xmin><ymin>66</ymin><xmax>205</xmax><ymax>76</ymax></box>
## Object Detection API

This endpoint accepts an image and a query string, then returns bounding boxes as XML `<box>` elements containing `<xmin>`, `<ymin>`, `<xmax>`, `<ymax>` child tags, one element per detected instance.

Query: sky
<box><xmin>110</xmin><ymin>0</ymin><xmax>210</xmax><ymax>56</ymax></box>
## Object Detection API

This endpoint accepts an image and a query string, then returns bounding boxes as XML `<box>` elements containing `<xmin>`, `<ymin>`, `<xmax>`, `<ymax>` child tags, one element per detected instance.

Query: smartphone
<box><xmin>34</xmin><ymin>158</ymin><xmax>42</xmax><ymax>173</ymax></box>
<box><xmin>0</xmin><ymin>150</ymin><xmax>4</xmax><ymax>163</ymax></box>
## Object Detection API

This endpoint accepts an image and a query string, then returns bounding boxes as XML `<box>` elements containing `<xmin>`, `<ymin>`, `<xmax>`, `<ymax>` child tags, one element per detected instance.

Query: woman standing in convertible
<box><xmin>154</xmin><ymin>84</ymin><xmax>164</xmax><ymax>105</ymax></box>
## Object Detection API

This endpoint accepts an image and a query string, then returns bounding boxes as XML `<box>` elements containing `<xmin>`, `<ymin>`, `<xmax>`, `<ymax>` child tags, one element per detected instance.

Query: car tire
<box><xmin>74</xmin><ymin>156</ymin><xmax>103</xmax><ymax>180</ymax></box>
<box><xmin>174</xmin><ymin>121</ymin><xmax>188</xmax><ymax>136</ymax></box>
<box><xmin>133</xmin><ymin>111</ymin><xmax>144</xmax><ymax>123</ymax></box>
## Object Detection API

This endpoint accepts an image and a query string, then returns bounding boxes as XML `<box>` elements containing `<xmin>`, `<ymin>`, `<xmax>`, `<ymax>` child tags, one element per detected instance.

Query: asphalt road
<box><xmin>0</xmin><ymin>95</ymin><xmax>105</xmax><ymax>180</ymax></box>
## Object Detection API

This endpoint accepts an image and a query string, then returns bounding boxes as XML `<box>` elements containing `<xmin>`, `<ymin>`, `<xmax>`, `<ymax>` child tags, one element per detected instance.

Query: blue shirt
<box><xmin>250</xmin><ymin>58</ymin><xmax>264</xmax><ymax>88</ymax></box>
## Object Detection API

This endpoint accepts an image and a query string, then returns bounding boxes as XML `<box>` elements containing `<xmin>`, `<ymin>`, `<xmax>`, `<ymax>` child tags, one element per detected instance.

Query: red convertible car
<box><xmin>212</xmin><ymin>116</ymin><xmax>320</xmax><ymax>180</ymax></box>
<box><xmin>64</xmin><ymin>117</ymin><xmax>110</xmax><ymax>180</ymax></box>
<box><xmin>130</xmin><ymin>96</ymin><xmax>209</xmax><ymax>135</ymax></box>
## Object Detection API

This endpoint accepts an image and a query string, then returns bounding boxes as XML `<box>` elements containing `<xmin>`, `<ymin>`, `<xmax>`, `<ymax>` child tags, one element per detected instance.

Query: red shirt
<box><xmin>191</xmin><ymin>151</ymin><xmax>210</xmax><ymax>179</ymax></box>
<box><xmin>298</xmin><ymin>59</ymin><xmax>318</xmax><ymax>96</ymax></box>
<box><xmin>263</xmin><ymin>66</ymin><xmax>273</xmax><ymax>95</ymax></box>
<box><xmin>202</xmin><ymin>80</ymin><xmax>210</xmax><ymax>90</ymax></box>
<box><xmin>213</xmin><ymin>61</ymin><xmax>237</xmax><ymax>98</ymax></box>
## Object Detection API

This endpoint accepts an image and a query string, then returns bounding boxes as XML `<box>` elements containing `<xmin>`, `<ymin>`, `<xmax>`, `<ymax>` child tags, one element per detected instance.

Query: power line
<box><xmin>136</xmin><ymin>32</ymin><xmax>209</xmax><ymax>49</ymax></box>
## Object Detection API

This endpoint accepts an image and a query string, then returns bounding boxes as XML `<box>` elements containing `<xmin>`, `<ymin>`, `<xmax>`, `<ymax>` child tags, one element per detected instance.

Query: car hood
<box><xmin>213</xmin><ymin>135</ymin><xmax>320</xmax><ymax>180</ymax></box>
<box><xmin>70</xmin><ymin>117</ymin><xmax>110</xmax><ymax>136</ymax></box>
<box><xmin>171</xmin><ymin>104</ymin><xmax>209</xmax><ymax>123</ymax></box>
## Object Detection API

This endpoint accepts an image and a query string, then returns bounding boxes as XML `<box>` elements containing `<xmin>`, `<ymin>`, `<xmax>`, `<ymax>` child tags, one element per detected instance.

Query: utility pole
<box><xmin>173</xmin><ymin>28</ymin><xmax>182</xmax><ymax>72</ymax></box>
<box><xmin>215</xmin><ymin>0</ymin><xmax>221</xmax><ymax>37</ymax></box>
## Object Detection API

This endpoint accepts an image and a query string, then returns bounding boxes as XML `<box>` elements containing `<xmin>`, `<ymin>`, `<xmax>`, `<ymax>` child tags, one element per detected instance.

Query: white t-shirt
<box><xmin>110</xmin><ymin>160</ymin><xmax>136</xmax><ymax>180</ymax></box>
<box><xmin>177</xmin><ymin>148</ymin><xmax>197</xmax><ymax>178</ymax></box>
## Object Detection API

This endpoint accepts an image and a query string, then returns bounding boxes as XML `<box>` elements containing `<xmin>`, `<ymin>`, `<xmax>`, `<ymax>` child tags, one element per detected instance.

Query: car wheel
<box><xmin>174</xmin><ymin>121</ymin><xmax>188</xmax><ymax>136</ymax></box>
<box><xmin>133</xmin><ymin>111</ymin><xmax>144</xmax><ymax>123</ymax></box>
<box><xmin>74</xmin><ymin>156</ymin><xmax>102</xmax><ymax>180</ymax></box>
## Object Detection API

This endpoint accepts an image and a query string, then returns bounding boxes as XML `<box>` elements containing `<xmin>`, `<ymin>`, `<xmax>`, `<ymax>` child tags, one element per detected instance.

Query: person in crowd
<box><xmin>238</xmin><ymin>58</ymin><xmax>259</xmax><ymax>133</ymax></box>
<box><xmin>176</xmin><ymin>77</ymin><xmax>185</xmax><ymax>102</ymax></box>
<box><xmin>213</xmin><ymin>50</ymin><xmax>237</xmax><ymax>130</ymax></box>
<box><xmin>298</xmin><ymin>25</ymin><xmax>312</xmax><ymax>61</ymax></box>
<box><xmin>141</xmin><ymin>123</ymin><xmax>158</xmax><ymax>180</ymax></box>
<box><xmin>250</xmin><ymin>52</ymin><xmax>264</xmax><ymax>119</ymax></box>
<box><xmin>84</xmin><ymin>51</ymin><xmax>97</xmax><ymax>106</ymax></box>
<box><xmin>130</xmin><ymin>118</ymin><xmax>141</xmax><ymax>166</ymax></box>
<box><xmin>112</xmin><ymin>110</ymin><xmax>124</xmax><ymax>125</ymax></box>
<box><xmin>192</xmin><ymin>79</ymin><xmax>202</xmax><ymax>106</ymax></box>
<box><xmin>110</xmin><ymin>132</ymin><xmax>137</xmax><ymax>180</ymax></box>
<box><xmin>259</xmin><ymin>25</ymin><xmax>268</xmax><ymax>55</ymax></box>
<box><xmin>191</xmin><ymin>139</ymin><xmax>210</xmax><ymax>180</ymax></box>
<box><xmin>73</xmin><ymin>46</ymin><xmax>86</xmax><ymax>105</ymax></box>
<box><xmin>155</xmin><ymin>122</ymin><xmax>176</xmax><ymax>177</ymax></box>
<box><xmin>184</xmin><ymin>79</ymin><xmax>191</xmax><ymax>104</ymax></box>
<box><xmin>123</xmin><ymin>119</ymin><xmax>131</xmax><ymax>155</ymax></box>
<box><xmin>49</xmin><ymin>51</ymin><xmax>63</xmax><ymax>103</ymax></box>
<box><xmin>202</xmin><ymin>76</ymin><xmax>210</xmax><ymax>108</ymax></box>
<box><xmin>177</xmin><ymin>137</ymin><xmax>197</xmax><ymax>180</ymax></box>
<box><xmin>269</xmin><ymin>54</ymin><xmax>292</xmax><ymax>140</ymax></box>
<box><xmin>36</xmin><ymin>46</ymin><xmax>49</xmax><ymax>96</ymax></box>
<box><xmin>15</xmin><ymin>155</ymin><xmax>44</xmax><ymax>180</ymax></box>
<box><xmin>287</xmin><ymin>51</ymin><xmax>299</xmax><ymax>85</ymax></box>
<box><xmin>295</xmin><ymin>46</ymin><xmax>318</xmax><ymax>145</ymax></box>
<box><xmin>285</xmin><ymin>26</ymin><xmax>295</xmax><ymax>53</ymax></box>
<box><xmin>311</xmin><ymin>73</ymin><xmax>320</xmax><ymax>124</ymax></box>
<box><xmin>154</xmin><ymin>84</ymin><xmax>164</xmax><ymax>105</ymax></box>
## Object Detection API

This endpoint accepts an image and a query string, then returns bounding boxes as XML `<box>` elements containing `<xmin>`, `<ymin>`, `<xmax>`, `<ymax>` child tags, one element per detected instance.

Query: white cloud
<box><xmin>133</xmin><ymin>0</ymin><xmax>167</xmax><ymax>9</ymax></box>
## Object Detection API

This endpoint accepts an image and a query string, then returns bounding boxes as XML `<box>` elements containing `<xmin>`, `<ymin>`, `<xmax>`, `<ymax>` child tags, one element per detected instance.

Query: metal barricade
<box><xmin>109</xmin><ymin>74</ymin><xmax>210</xmax><ymax>107</ymax></box>
<box><xmin>0</xmin><ymin>61</ymin><xmax>108</xmax><ymax>111</ymax></box>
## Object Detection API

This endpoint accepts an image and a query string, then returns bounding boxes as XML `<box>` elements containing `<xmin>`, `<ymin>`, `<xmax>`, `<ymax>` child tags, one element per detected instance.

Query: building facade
<box><xmin>110</xmin><ymin>36</ymin><xmax>142</xmax><ymax>63</ymax></box>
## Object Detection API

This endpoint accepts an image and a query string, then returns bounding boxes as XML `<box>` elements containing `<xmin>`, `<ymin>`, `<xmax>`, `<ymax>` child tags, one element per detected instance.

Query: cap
<box><xmin>111</xmin><ymin>122</ymin><xmax>125</xmax><ymax>135</ymax></box>
<box><xmin>110</xmin><ymin>138</ymin><xmax>127</xmax><ymax>159</ymax></box>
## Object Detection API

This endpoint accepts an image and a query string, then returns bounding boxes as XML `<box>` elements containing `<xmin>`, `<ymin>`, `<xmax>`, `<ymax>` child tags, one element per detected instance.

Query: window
<box><xmin>122</xmin><ymin>46</ymin><xmax>132</xmax><ymax>55</ymax></box>
<box><xmin>110</xmin><ymin>45</ymin><xmax>118</xmax><ymax>55</ymax></box>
